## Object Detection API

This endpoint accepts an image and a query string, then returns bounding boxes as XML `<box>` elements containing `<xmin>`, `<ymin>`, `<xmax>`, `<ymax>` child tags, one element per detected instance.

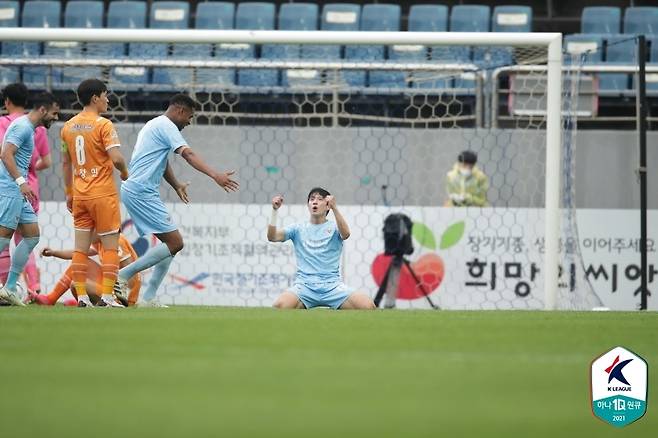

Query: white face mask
<box><xmin>459</xmin><ymin>168</ymin><xmax>472</xmax><ymax>177</ymax></box>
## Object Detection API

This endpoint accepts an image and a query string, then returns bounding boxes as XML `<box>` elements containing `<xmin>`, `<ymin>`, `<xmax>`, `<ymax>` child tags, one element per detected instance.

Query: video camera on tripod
<box><xmin>374</xmin><ymin>213</ymin><xmax>439</xmax><ymax>309</ymax></box>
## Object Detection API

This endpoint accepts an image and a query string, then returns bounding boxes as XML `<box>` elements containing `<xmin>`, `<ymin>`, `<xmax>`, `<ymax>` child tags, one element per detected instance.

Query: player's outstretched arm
<box><xmin>163</xmin><ymin>160</ymin><xmax>190</xmax><ymax>203</ymax></box>
<box><xmin>41</xmin><ymin>247</ymin><xmax>73</xmax><ymax>260</ymax></box>
<box><xmin>107</xmin><ymin>147</ymin><xmax>129</xmax><ymax>181</ymax></box>
<box><xmin>1</xmin><ymin>142</ymin><xmax>36</xmax><ymax>203</ymax></box>
<box><xmin>267</xmin><ymin>195</ymin><xmax>286</xmax><ymax>242</ymax></box>
<box><xmin>326</xmin><ymin>195</ymin><xmax>350</xmax><ymax>240</ymax></box>
<box><xmin>179</xmin><ymin>148</ymin><xmax>239</xmax><ymax>193</ymax></box>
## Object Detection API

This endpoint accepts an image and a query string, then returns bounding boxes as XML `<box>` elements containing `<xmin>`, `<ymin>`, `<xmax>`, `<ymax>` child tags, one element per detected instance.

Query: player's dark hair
<box><xmin>307</xmin><ymin>187</ymin><xmax>331</xmax><ymax>202</ymax></box>
<box><xmin>76</xmin><ymin>79</ymin><xmax>107</xmax><ymax>106</ymax></box>
<box><xmin>169</xmin><ymin>94</ymin><xmax>197</xmax><ymax>111</ymax></box>
<box><xmin>32</xmin><ymin>92</ymin><xmax>58</xmax><ymax>110</ymax></box>
<box><xmin>308</xmin><ymin>187</ymin><xmax>331</xmax><ymax>216</ymax></box>
<box><xmin>1</xmin><ymin>83</ymin><xmax>29</xmax><ymax>108</ymax></box>
<box><xmin>458</xmin><ymin>150</ymin><xmax>478</xmax><ymax>165</ymax></box>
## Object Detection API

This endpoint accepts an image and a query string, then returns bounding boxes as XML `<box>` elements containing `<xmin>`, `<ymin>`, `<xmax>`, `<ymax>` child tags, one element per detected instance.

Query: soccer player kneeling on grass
<box><xmin>267</xmin><ymin>187</ymin><xmax>375</xmax><ymax>310</ymax></box>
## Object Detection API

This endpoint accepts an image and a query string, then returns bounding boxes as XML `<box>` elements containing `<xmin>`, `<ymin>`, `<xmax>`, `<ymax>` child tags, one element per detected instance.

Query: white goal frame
<box><xmin>0</xmin><ymin>28</ymin><xmax>563</xmax><ymax>310</ymax></box>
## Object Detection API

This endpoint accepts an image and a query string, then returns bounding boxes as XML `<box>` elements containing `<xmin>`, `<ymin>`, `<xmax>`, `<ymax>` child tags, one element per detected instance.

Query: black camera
<box><xmin>383</xmin><ymin>213</ymin><xmax>414</xmax><ymax>256</ymax></box>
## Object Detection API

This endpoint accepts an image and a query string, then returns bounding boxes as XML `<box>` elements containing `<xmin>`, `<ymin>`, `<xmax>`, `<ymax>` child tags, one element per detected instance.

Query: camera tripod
<box><xmin>373</xmin><ymin>254</ymin><xmax>439</xmax><ymax>310</ymax></box>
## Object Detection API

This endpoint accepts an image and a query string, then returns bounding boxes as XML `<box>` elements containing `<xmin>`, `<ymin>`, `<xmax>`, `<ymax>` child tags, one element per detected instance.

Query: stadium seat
<box><xmin>106</xmin><ymin>1</ymin><xmax>147</xmax><ymax>89</ymax></box>
<box><xmin>563</xmin><ymin>34</ymin><xmax>604</xmax><ymax>64</ymax></box>
<box><xmin>600</xmin><ymin>35</ymin><xmax>635</xmax><ymax>92</ymax></box>
<box><xmin>449</xmin><ymin>5</ymin><xmax>490</xmax><ymax>90</ymax></box>
<box><xmin>274</xmin><ymin>3</ymin><xmax>319</xmax><ymax>87</ymax></box>
<box><xmin>408</xmin><ymin>4</ymin><xmax>447</xmax><ymax>32</ymax></box>
<box><xmin>235</xmin><ymin>2</ymin><xmax>277</xmax><ymax>88</ymax></box>
<box><xmin>149</xmin><ymin>2</ymin><xmax>191</xmax><ymax>89</ymax></box>
<box><xmin>0</xmin><ymin>1</ymin><xmax>20</xmax><ymax>85</ymax></box>
<box><xmin>52</xmin><ymin>1</ymin><xmax>104</xmax><ymax>88</ymax></box>
<box><xmin>195</xmin><ymin>2</ymin><xmax>236</xmax><ymax>88</ymax></box>
<box><xmin>581</xmin><ymin>7</ymin><xmax>621</xmax><ymax>34</ymax></box>
<box><xmin>101</xmin><ymin>1</ymin><xmax>147</xmax><ymax>59</ymax></box>
<box><xmin>344</xmin><ymin>4</ymin><xmax>401</xmax><ymax>88</ymax></box>
<box><xmin>313</xmin><ymin>3</ymin><xmax>360</xmax><ymax>62</ymax></box>
<box><xmin>473</xmin><ymin>6</ymin><xmax>532</xmax><ymax>69</ymax></box>
<box><xmin>21</xmin><ymin>1</ymin><xmax>61</xmax><ymax>88</ymax></box>
<box><xmin>450</xmin><ymin>5</ymin><xmax>490</xmax><ymax>32</ymax></box>
<box><xmin>624</xmin><ymin>7</ymin><xmax>658</xmax><ymax>35</ymax></box>
<box><xmin>405</xmin><ymin>5</ymin><xmax>448</xmax><ymax>89</ymax></box>
<box><xmin>492</xmin><ymin>6</ymin><xmax>531</xmax><ymax>32</ymax></box>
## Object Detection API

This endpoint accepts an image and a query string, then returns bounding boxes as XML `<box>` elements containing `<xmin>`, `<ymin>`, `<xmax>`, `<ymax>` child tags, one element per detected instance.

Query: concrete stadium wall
<box><xmin>40</xmin><ymin>126</ymin><xmax>658</xmax><ymax>209</ymax></box>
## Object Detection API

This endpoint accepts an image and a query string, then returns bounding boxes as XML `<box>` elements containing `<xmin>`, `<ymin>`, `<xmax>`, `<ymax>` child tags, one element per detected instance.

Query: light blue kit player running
<box><xmin>0</xmin><ymin>92</ymin><xmax>59</xmax><ymax>306</ymax></box>
<box><xmin>267</xmin><ymin>187</ymin><xmax>375</xmax><ymax>310</ymax></box>
<box><xmin>114</xmin><ymin>94</ymin><xmax>239</xmax><ymax>307</ymax></box>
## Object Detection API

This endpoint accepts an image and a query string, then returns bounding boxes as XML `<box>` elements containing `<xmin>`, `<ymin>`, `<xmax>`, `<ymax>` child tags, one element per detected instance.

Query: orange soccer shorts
<box><xmin>73</xmin><ymin>194</ymin><xmax>121</xmax><ymax>236</ymax></box>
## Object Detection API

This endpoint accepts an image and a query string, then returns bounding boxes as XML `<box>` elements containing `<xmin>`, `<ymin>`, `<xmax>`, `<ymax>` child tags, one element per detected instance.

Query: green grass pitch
<box><xmin>1</xmin><ymin>307</ymin><xmax>656</xmax><ymax>437</ymax></box>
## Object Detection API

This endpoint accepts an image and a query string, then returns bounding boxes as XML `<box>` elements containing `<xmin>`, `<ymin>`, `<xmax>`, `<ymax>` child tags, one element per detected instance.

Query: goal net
<box><xmin>0</xmin><ymin>28</ymin><xmax>605</xmax><ymax>309</ymax></box>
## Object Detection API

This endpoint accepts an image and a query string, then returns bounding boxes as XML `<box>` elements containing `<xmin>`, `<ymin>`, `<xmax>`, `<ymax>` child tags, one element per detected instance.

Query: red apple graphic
<box><xmin>371</xmin><ymin>253</ymin><xmax>445</xmax><ymax>300</ymax></box>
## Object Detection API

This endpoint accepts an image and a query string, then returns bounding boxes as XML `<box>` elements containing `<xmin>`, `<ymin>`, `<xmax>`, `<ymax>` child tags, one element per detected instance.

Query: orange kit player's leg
<box><xmin>88</xmin><ymin>196</ymin><xmax>122</xmax><ymax>301</ymax></box>
<box><xmin>40</xmin><ymin>259</ymin><xmax>102</xmax><ymax>305</ymax></box>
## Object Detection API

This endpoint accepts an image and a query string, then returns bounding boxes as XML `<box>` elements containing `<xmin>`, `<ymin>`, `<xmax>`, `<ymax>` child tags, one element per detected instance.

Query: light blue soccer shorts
<box><xmin>0</xmin><ymin>195</ymin><xmax>37</xmax><ymax>230</ymax></box>
<box><xmin>121</xmin><ymin>186</ymin><xmax>177</xmax><ymax>236</ymax></box>
<box><xmin>292</xmin><ymin>281</ymin><xmax>354</xmax><ymax>309</ymax></box>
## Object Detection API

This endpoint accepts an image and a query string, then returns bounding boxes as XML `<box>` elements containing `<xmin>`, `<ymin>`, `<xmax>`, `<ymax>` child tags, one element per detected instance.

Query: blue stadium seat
<box><xmin>194</xmin><ymin>2</ymin><xmax>236</xmax><ymax>88</ymax></box>
<box><xmin>405</xmin><ymin>5</ymin><xmax>448</xmax><ymax>89</ymax></box>
<box><xmin>150</xmin><ymin>2</ymin><xmax>191</xmax><ymax>89</ymax></box>
<box><xmin>581</xmin><ymin>7</ymin><xmax>621</xmax><ymax>34</ymax></box>
<box><xmin>21</xmin><ymin>1</ymin><xmax>61</xmax><ymax>88</ymax></box>
<box><xmin>101</xmin><ymin>1</ymin><xmax>147</xmax><ymax>59</ymax></box>
<box><xmin>450</xmin><ymin>5</ymin><xmax>490</xmax><ymax>32</ymax></box>
<box><xmin>450</xmin><ymin>5</ymin><xmax>490</xmax><ymax>90</ymax></box>
<box><xmin>274</xmin><ymin>3</ymin><xmax>319</xmax><ymax>87</ymax></box>
<box><xmin>107</xmin><ymin>1</ymin><xmax>147</xmax><ymax>89</ymax></box>
<box><xmin>344</xmin><ymin>4</ymin><xmax>401</xmax><ymax>88</ymax></box>
<box><xmin>563</xmin><ymin>34</ymin><xmax>604</xmax><ymax>64</ymax></box>
<box><xmin>600</xmin><ymin>35</ymin><xmax>635</xmax><ymax>92</ymax></box>
<box><xmin>474</xmin><ymin>6</ymin><xmax>532</xmax><ymax>68</ymax></box>
<box><xmin>0</xmin><ymin>1</ymin><xmax>20</xmax><ymax>85</ymax></box>
<box><xmin>624</xmin><ymin>7</ymin><xmax>658</xmax><ymax>35</ymax></box>
<box><xmin>408</xmin><ymin>4</ymin><xmax>447</xmax><ymax>32</ymax></box>
<box><xmin>312</xmin><ymin>3</ymin><xmax>360</xmax><ymax>62</ymax></box>
<box><xmin>53</xmin><ymin>1</ymin><xmax>104</xmax><ymax>88</ymax></box>
<box><xmin>235</xmin><ymin>2</ymin><xmax>277</xmax><ymax>88</ymax></box>
<box><xmin>492</xmin><ymin>6</ymin><xmax>531</xmax><ymax>32</ymax></box>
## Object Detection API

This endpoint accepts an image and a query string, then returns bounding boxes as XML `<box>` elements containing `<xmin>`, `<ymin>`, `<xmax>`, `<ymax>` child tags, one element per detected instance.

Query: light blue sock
<box><xmin>6</xmin><ymin>236</ymin><xmax>39</xmax><ymax>291</ymax></box>
<box><xmin>0</xmin><ymin>236</ymin><xmax>10</xmax><ymax>253</ymax></box>
<box><xmin>142</xmin><ymin>255</ymin><xmax>174</xmax><ymax>301</ymax></box>
<box><xmin>119</xmin><ymin>242</ymin><xmax>172</xmax><ymax>281</ymax></box>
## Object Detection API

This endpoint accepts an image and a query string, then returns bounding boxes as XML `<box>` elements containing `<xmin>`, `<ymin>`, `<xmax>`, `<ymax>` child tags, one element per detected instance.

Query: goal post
<box><xmin>0</xmin><ymin>28</ymin><xmax>565</xmax><ymax>309</ymax></box>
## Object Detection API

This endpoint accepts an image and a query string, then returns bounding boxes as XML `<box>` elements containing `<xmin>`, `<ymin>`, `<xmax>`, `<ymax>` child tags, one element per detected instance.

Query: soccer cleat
<box><xmin>137</xmin><ymin>299</ymin><xmax>169</xmax><ymax>308</ymax></box>
<box><xmin>0</xmin><ymin>285</ymin><xmax>27</xmax><ymax>307</ymax></box>
<box><xmin>113</xmin><ymin>289</ymin><xmax>129</xmax><ymax>307</ymax></box>
<box><xmin>77</xmin><ymin>296</ymin><xmax>94</xmax><ymax>308</ymax></box>
<box><xmin>112</xmin><ymin>278</ymin><xmax>129</xmax><ymax>303</ymax></box>
<box><xmin>97</xmin><ymin>296</ymin><xmax>125</xmax><ymax>308</ymax></box>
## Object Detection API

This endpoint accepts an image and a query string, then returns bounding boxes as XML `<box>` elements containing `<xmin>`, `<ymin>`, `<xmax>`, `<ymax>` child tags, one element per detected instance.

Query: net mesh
<box><xmin>0</xmin><ymin>38</ymin><xmax>604</xmax><ymax>309</ymax></box>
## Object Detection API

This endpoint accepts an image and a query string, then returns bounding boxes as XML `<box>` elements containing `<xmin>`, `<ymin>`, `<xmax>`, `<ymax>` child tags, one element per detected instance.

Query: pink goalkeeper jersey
<box><xmin>0</xmin><ymin>113</ymin><xmax>50</xmax><ymax>208</ymax></box>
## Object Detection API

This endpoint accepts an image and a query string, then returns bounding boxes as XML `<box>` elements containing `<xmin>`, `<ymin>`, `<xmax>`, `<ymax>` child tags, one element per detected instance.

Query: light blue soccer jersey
<box><xmin>284</xmin><ymin>220</ymin><xmax>343</xmax><ymax>283</ymax></box>
<box><xmin>0</xmin><ymin>115</ymin><xmax>35</xmax><ymax>198</ymax></box>
<box><xmin>122</xmin><ymin>115</ymin><xmax>188</xmax><ymax>195</ymax></box>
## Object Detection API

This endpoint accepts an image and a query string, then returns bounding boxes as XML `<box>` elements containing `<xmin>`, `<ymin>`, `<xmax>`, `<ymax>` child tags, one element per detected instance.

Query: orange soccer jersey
<box><xmin>61</xmin><ymin>111</ymin><xmax>121</xmax><ymax>200</ymax></box>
